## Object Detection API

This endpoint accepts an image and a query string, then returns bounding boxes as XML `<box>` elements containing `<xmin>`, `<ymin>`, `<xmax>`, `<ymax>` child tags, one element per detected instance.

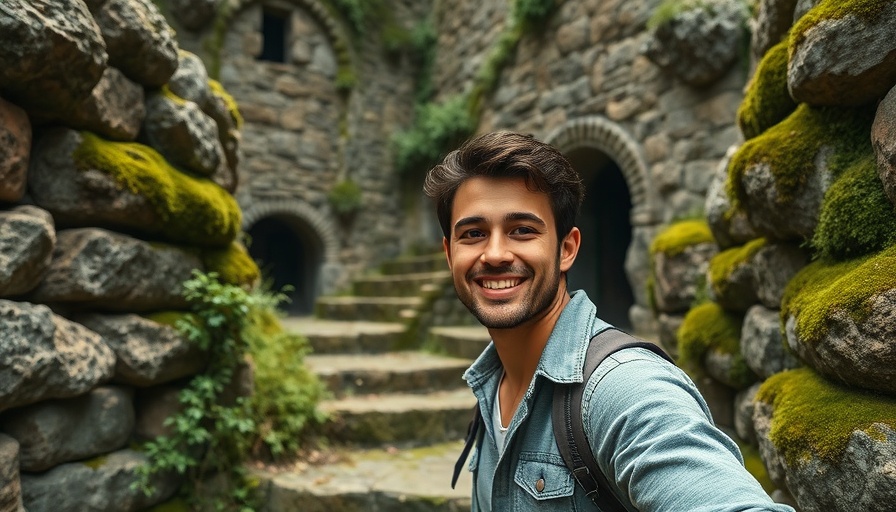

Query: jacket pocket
<box><xmin>513</xmin><ymin>451</ymin><xmax>575</xmax><ymax>501</ymax></box>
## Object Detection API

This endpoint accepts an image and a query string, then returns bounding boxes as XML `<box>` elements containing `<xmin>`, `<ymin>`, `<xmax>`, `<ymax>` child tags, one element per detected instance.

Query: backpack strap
<box><xmin>552</xmin><ymin>328</ymin><xmax>673</xmax><ymax>510</ymax></box>
<box><xmin>452</xmin><ymin>403</ymin><xmax>481</xmax><ymax>489</ymax></box>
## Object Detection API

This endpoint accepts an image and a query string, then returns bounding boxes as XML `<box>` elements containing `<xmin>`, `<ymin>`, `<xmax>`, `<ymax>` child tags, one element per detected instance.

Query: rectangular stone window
<box><xmin>259</xmin><ymin>7</ymin><xmax>289</xmax><ymax>63</ymax></box>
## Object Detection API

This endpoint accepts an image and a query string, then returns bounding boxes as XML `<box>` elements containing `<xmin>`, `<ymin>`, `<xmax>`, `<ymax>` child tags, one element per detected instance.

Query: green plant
<box><xmin>512</xmin><ymin>0</ymin><xmax>557</xmax><ymax>26</ymax></box>
<box><xmin>328</xmin><ymin>178</ymin><xmax>363</xmax><ymax>215</ymax></box>
<box><xmin>393</xmin><ymin>95</ymin><xmax>476</xmax><ymax>176</ymax></box>
<box><xmin>135</xmin><ymin>272</ymin><xmax>326</xmax><ymax>509</ymax></box>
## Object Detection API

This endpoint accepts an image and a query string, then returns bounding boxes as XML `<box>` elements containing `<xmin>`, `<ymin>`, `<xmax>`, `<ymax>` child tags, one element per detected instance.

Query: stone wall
<box><xmin>0</xmin><ymin>0</ymin><xmax>255</xmax><ymax>509</ymax></box>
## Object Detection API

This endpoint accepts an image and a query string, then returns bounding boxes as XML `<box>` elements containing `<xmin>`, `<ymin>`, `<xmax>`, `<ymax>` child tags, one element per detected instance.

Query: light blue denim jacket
<box><xmin>463</xmin><ymin>290</ymin><xmax>794</xmax><ymax>512</ymax></box>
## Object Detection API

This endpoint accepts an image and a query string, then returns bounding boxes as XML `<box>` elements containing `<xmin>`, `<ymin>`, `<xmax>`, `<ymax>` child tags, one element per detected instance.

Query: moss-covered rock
<box><xmin>677</xmin><ymin>301</ymin><xmax>755</xmax><ymax>389</ymax></box>
<box><xmin>200</xmin><ymin>241</ymin><xmax>260</xmax><ymax>289</ymax></box>
<box><xmin>781</xmin><ymin>243</ymin><xmax>896</xmax><ymax>346</ymax></box>
<box><xmin>708</xmin><ymin>237</ymin><xmax>765</xmax><ymax>311</ymax></box>
<box><xmin>790</xmin><ymin>0</ymin><xmax>892</xmax><ymax>48</ymax></box>
<box><xmin>726</xmin><ymin>103</ymin><xmax>874</xmax><ymax>241</ymax></box>
<box><xmin>649</xmin><ymin>220</ymin><xmax>717</xmax><ymax>313</ymax></box>
<box><xmin>208</xmin><ymin>79</ymin><xmax>243</xmax><ymax>130</ymax></box>
<box><xmin>756</xmin><ymin>367</ymin><xmax>896</xmax><ymax>465</ymax></box>
<box><xmin>737</xmin><ymin>39</ymin><xmax>796</xmax><ymax>140</ymax></box>
<box><xmin>72</xmin><ymin>131</ymin><xmax>241</xmax><ymax>248</ymax></box>
<box><xmin>812</xmin><ymin>152</ymin><xmax>896</xmax><ymax>260</ymax></box>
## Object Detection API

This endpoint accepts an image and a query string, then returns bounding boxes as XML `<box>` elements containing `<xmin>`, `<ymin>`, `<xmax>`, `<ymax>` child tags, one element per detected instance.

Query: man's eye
<box><xmin>511</xmin><ymin>226</ymin><xmax>537</xmax><ymax>236</ymax></box>
<box><xmin>461</xmin><ymin>229</ymin><xmax>485</xmax><ymax>239</ymax></box>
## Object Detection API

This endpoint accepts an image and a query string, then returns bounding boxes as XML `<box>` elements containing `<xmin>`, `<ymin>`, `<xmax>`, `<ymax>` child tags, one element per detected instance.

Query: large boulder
<box><xmin>28</xmin><ymin>128</ymin><xmax>241</xmax><ymax>248</ymax></box>
<box><xmin>751</xmin><ymin>242</ymin><xmax>809</xmax><ymax>309</ymax></box>
<box><xmin>0</xmin><ymin>206</ymin><xmax>56</xmax><ymax>297</ymax></box>
<box><xmin>20</xmin><ymin>449</ymin><xmax>178</xmax><ymax>512</ymax></box>
<box><xmin>0</xmin><ymin>0</ymin><xmax>107</xmax><ymax>118</ymax></box>
<box><xmin>782</xmin><ymin>246</ymin><xmax>896</xmax><ymax>394</ymax></box>
<box><xmin>88</xmin><ymin>0</ymin><xmax>179</xmax><ymax>87</ymax></box>
<box><xmin>0</xmin><ymin>299</ymin><xmax>114</xmax><ymax>412</ymax></box>
<box><xmin>707</xmin><ymin>238</ymin><xmax>764</xmax><ymax>312</ymax></box>
<box><xmin>643</xmin><ymin>0</ymin><xmax>748</xmax><ymax>87</ymax></box>
<box><xmin>0</xmin><ymin>386</ymin><xmax>134</xmax><ymax>472</ymax></box>
<box><xmin>741</xmin><ymin>304</ymin><xmax>801</xmax><ymax>380</ymax></box>
<box><xmin>754</xmin><ymin>368</ymin><xmax>896</xmax><ymax>512</ymax></box>
<box><xmin>26</xmin><ymin>228</ymin><xmax>201</xmax><ymax>312</ymax></box>
<box><xmin>788</xmin><ymin>1</ymin><xmax>896</xmax><ymax>106</ymax></box>
<box><xmin>68</xmin><ymin>66</ymin><xmax>145</xmax><ymax>141</ymax></box>
<box><xmin>750</xmin><ymin>0</ymin><xmax>799</xmax><ymax>62</ymax></box>
<box><xmin>705</xmin><ymin>146</ymin><xmax>758</xmax><ymax>249</ymax></box>
<box><xmin>871</xmin><ymin>85</ymin><xmax>896</xmax><ymax>206</ymax></box>
<box><xmin>649</xmin><ymin>220</ymin><xmax>717</xmax><ymax>313</ymax></box>
<box><xmin>74</xmin><ymin>313</ymin><xmax>206</xmax><ymax>386</ymax></box>
<box><xmin>728</xmin><ymin>104</ymin><xmax>873</xmax><ymax>242</ymax></box>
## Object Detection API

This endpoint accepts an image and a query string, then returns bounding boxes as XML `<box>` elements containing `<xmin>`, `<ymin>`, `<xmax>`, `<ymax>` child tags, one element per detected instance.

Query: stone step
<box><xmin>305</xmin><ymin>352</ymin><xmax>471</xmax><ymax>398</ymax></box>
<box><xmin>430</xmin><ymin>326</ymin><xmax>491</xmax><ymax>360</ymax></box>
<box><xmin>352</xmin><ymin>271</ymin><xmax>452</xmax><ymax>297</ymax></box>
<box><xmin>281</xmin><ymin>317</ymin><xmax>408</xmax><ymax>354</ymax></box>
<box><xmin>380</xmin><ymin>253</ymin><xmax>446</xmax><ymax>276</ymax></box>
<box><xmin>255</xmin><ymin>441</ymin><xmax>472</xmax><ymax>511</ymax></box>
<box><xmin>320</xmin><ymin>388</ymin><xmax>476</xmax><ymax>446</ymax></box>
<box><xmin>315</xmin><ymin>296</ymin><xmax>424</xmax><ymax>322</ymax></box>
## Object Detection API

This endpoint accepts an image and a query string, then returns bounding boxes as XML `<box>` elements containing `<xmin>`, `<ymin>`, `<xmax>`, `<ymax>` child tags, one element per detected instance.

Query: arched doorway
<box><xmin>247</xmin><ymin>215</ymin><xmax>324</xmax><ymax>315</ymax></box>
<box><xmin>565</xmin><ymin>148</ymin><xmax>635</xmax><ymax>330</ymax></box>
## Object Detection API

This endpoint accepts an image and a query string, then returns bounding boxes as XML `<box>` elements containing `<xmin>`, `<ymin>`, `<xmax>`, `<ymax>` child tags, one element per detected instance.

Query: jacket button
<box><xmin>535</xmin><ymin>478</ymin><xmax>545</xmax><ymax>493</ymax></box>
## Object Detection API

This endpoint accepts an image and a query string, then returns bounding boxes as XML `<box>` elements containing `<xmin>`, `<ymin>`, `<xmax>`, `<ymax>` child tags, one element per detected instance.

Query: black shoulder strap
<box><xmin>552</xmin><ymin>328</ymin><xmax>673</xmax><ymax>511</ymax></box>
<box><xmin>452</xmin><ymin>403</ymin><xmax>481</xmax><ymax>489</ymax></box>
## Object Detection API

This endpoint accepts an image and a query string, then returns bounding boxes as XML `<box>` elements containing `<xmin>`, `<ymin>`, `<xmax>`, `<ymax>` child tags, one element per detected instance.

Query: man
<box><xmin>423</xmin><ymin>131</ymin><xmax>794</xmax><ymax>511</ymax></box>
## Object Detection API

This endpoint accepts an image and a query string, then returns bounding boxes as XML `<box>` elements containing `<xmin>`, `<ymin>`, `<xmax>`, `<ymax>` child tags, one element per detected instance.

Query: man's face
<box><xmin>443</xmin><ymin>176</ymin><xmax>579</xmax><ymax>329</ymax></box>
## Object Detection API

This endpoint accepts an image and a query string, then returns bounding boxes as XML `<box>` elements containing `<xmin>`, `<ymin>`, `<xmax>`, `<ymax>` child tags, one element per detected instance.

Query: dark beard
<box><xmin>457</xmin><ymin>262</ymin><xmax>561</xmax><ymax>329</ymax></box>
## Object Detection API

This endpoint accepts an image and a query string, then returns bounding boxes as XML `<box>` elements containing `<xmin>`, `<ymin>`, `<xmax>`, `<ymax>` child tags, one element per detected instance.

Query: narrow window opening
<box><xmin>259</xmin><ymin>8</ymin><xmax>288</xmax><ymax>63</ymax></box>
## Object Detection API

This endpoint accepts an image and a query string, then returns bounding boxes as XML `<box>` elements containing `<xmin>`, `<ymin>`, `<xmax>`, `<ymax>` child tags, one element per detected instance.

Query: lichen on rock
<box><xmin>737</xmin><ymin>39</ymin><xmax>796</xmax><ymax>140</ymax></box>
<box><xmin>677</xmin><ymin>301</ymin><xmax>756</xmax><ymax>389</ymax></box>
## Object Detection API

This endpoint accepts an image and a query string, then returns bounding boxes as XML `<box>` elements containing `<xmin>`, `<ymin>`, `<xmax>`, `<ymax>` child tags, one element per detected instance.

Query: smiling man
<box><xmin>423</xmin><ymin>131</ymin><xmax>794</xmax><ymax>511</ymax></box>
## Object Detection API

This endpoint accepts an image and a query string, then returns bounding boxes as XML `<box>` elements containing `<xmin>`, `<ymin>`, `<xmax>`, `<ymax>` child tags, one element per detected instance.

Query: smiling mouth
<box><xmin>479</xmin><ymin>278</ymin><xmax>522</xmax><ymax>290</ymax></box>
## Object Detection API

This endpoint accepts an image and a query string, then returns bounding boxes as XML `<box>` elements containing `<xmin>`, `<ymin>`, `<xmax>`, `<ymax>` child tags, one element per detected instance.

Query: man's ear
<box><xmin>442</xmin><ymin>236</ymin><xmax>452</xmax><ymax>270</ymax></box>
<box><xmin>559</xmin><ymin>227</ymin><xmax>581</xmax><ymax>273</ymax></box>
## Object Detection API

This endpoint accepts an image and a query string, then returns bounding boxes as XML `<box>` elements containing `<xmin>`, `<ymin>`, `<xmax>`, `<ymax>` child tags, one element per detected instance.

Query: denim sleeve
<box><xmin>583</xmin><ymin>349</ymin><xmax>795</xmax><ymax>512</ymax></box>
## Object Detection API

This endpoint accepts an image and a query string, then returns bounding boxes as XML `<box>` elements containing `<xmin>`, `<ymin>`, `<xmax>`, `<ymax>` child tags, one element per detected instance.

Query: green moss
<box><xmin>392</xmin><ymin>95</ymin><xmax>476</xmax><ymax>176</ymax></box>
<box><xmin>812</xmin><ymin>152</ymin><xmax>896</xmax><ymax>260</ymax></box>
<box><xmin>708</xmin><ymin>237</ymin><xmax>766</xmax><ymax>298</ymax></box>
<box><xmin>145</xmin><ymin>498</ymin><xmax>191</xmax><ymax>512</ymax></box>
<box><xmin>328</xmin><ymin>178</ymin><xmax>363</xmax><ymax>215</ymax></box>
<box><xmin>737</xmin><ymin>39</ymin><xmax>796</xmax><ymax>140</ymax></box>
<box><xmin>791</xmin><ymin>0</ymin><xmax>891</xmax><ymax>49</ymax></box>
<box><xmin>208</xmin><ymin>79</ymin><xmax>243</xmax><ymax>130</ymax></box>
<box><xmin>756</xmin><ymin>367</ymin><xmax>896</xmax><ymax>465</ymax></box>
<box><xmin>726</xmin><ymin>103</ymin><xmax>874</xmax><ymax>212</ymax></box>
<box><xmin>200</xmin><ymin>242</ymin><xmax>261</xmax><ymax>288</ymax></box>
<box><xmin>649</xmin><ymin>219</ymin><xmax>715</xmax><ymax>257</ymax></box>
<box><xmin>677</xmin><ymin>301</ymin><xmax>744</xmax><ymax>374</ymax></box>
<box><xmin>73</xmin><ymin>132</ymin><xmax>242</xmax><ymax>248</ymax></box>
<box><xmin>82</xmin><ymin>455</ymin><xmax>108</xmax><ymax>470</ymax></box>
<box><xmin>159</xmin><ymin>84</ymin><xmax>187</xmax><ymax>105</ymax></box>
<box><xmin>781</xmin><ymin>243</ymin><xmax>896</xmax><ymax>345</ymax></box>
<box><xmin>648</xmin><ymin>0</ymin><xmax>748</xmax><ymax>30</ymax></box>
<box><xmin>145</xmin><ymin>310</ymin><xmax>194</xmax><ymax>328</ymax></box>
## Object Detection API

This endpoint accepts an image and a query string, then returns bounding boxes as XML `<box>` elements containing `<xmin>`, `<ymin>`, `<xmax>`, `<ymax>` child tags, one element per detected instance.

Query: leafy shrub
<box><xmin>328</xmin><ymin>179</ymin><xmax>363</xmax><ymax>216</ymax></box>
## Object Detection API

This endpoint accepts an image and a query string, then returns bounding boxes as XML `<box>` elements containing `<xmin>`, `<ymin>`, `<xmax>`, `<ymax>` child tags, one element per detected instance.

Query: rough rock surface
<box><xmin>652</xmin><ymin>243</ymin><xmax>717</xmax><ymax>313</ymax></box>
<box><xmin>751</xmin><ymin>243</ymin><xmax>809</xmax><ymax>309</ymax></box>
<box><xmin>705</xmin><ymin>146</ymin><xmax>757</xmax><ymax>249</ymax></box>
<box><xmin>741</xmin><ymin>305</ymin><xmax>801</xmax><ymax>380</ymax></box>
<box><xmin>26</xmin><ymin>228</ymin><xmax>200</xmax><ymax>312</ymax></box>
<box><xmin>142</xmin><ymin>90</ymin><xmax>225</xmax><ymax>177</ymax></box>
<box><xmin>0</xmin><ymin>386</ymin><xmax>134</xmax><ymax>472</ymax></box>
<box><xmin>0</xmin><ymin>206</ymin><xmax>56</xmax><ymax>297</ymax></box>
<box><xmin>750</xmin><ymin>0</ymin><xmax>799</xmax><ymax>62</ymax></box>
<box><xmin>871</xmin><ymin>85</ymin><xmax>896</xmax><ymax>206</ymax></box>
<box><xmin>0</xmin><ymin>434</ymin><xmax>23</xmax><ymax>512</ymax></box>
<box><xmin>0</xmin><ymin>97</ymin><xmax>31</xmax><ymax>202</ymax></box>
<box><xmin>0</xmin><ymin>299</ymin><xmax>114</xmax><ymax>412</ymax></box>
<box><xmin>68</xmin><ymin>66</ymin><xmax>145</xmax><ymax>141</ymax></box>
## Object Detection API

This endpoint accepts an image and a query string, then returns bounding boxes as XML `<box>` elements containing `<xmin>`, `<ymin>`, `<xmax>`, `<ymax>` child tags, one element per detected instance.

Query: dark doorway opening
<box><xmin>259</xmin><ymin>8</ymin><xmax>288</xmax><ymax>63</ymax></box>
<box><xmin>564</xmin><ymin>148</ymin><xmax>635</xmax><ymax>330</ymax></box>
<box><xmin>247</xmin><ymin>215</ymin><xmax>323</xmax><ymax>315</ymax></box>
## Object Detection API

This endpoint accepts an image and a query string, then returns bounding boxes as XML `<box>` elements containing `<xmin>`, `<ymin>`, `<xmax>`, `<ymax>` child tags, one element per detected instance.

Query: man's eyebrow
<box><xmin>505</xmin><ymin>212</ymin><xmax>546</xmax><ymax>226</ymax></box>
<box><xmin>453</xmin><ymin>216</ymin><xmax>485</xmax><ymax>232</ymax></box>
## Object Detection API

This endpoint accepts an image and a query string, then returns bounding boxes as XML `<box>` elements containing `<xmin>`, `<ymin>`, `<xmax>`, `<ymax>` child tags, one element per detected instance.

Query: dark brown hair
<box><xmin>423</xmin><ymin>131</ymin><xmax>584</xmax><ymax>239</ymax></box>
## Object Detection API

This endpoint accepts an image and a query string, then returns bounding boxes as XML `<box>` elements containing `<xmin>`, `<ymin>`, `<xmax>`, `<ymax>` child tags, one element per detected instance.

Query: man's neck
<box><xmin>489</xmin><ymin>288</ymin><xmax>571</xmax><ymax>391</ymax></box>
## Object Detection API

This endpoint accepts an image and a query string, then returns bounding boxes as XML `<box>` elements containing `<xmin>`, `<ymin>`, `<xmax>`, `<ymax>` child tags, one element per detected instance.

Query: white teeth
<box><xmin>482</xmin><ymin>279</ymin><xmax>519</xmax><ymax>290</ymax></box>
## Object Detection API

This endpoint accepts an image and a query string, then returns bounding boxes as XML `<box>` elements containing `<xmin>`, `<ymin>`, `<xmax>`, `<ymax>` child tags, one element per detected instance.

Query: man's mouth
<box><xmin>480</xmin><ymin>278</ymin><xmax>521</xmax><ymax>290</ymax></box>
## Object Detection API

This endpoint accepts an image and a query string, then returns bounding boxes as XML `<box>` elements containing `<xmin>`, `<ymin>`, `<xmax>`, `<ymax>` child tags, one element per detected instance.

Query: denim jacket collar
<box><xmin>463</xmin><ymin>290</ymin><xmax>608</xmax><ymax>389</ymax></box>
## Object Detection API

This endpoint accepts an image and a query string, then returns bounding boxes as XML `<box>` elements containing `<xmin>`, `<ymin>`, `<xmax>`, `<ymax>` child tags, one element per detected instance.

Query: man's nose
<box><xmin>481</xmin><ymin>235</ymin><xmax>512</xmax><ymax>266</ymax></box>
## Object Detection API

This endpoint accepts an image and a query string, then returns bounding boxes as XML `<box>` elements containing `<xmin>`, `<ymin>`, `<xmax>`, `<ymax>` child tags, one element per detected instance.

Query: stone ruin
<box><xmin>0</xmin><ymin>0</ymin><xmax>256</xmax><ymax>509</ymax></box>
<box><xmin>649</xmin><ymin>1</ymin><xmax>896</xmax><ymax>510</ymax></box>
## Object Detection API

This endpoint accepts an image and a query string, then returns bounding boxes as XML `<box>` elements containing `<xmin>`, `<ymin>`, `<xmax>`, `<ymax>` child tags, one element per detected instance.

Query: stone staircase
<box><xmin>254</xmin><ymin>252</ymin><xmax>491</xmax><ymax>511</ymax></box>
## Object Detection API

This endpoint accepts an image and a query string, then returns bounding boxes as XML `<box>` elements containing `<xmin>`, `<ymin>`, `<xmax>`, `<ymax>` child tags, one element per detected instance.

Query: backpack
<box><xmin>451</xmin><ymin>328</ymin><xmax>674</xmax><ymax>511</ymax></box>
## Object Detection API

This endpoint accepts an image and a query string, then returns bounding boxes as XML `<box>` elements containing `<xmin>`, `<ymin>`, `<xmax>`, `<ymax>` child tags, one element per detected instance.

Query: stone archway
<box><xmin>543</xmin><ymin>117</ymin><xmax>660</xmax><ymax>331</ymax></box>
<box><xmin>242</xmin><ymin>201</ymin><xmax>340</xmax><ymax>314</ymax></box>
